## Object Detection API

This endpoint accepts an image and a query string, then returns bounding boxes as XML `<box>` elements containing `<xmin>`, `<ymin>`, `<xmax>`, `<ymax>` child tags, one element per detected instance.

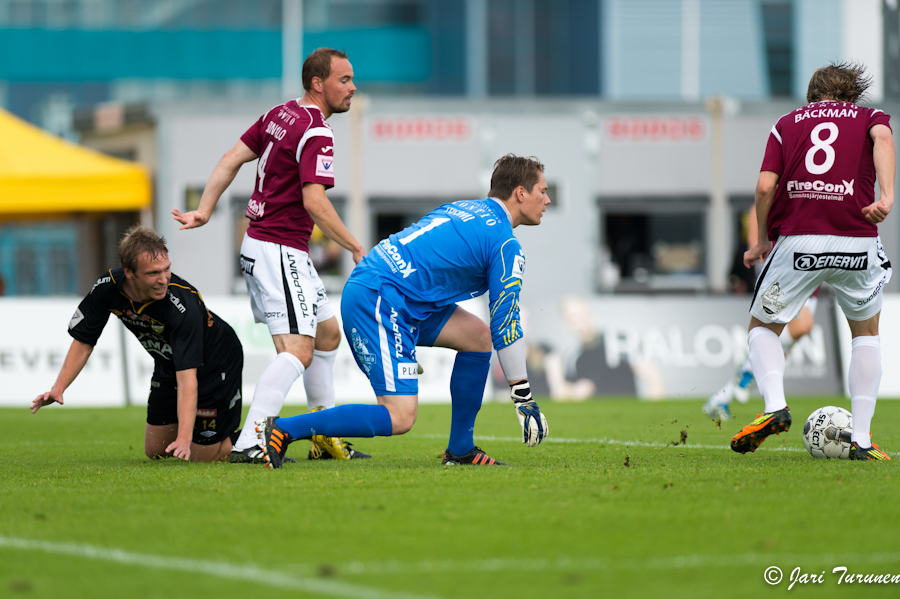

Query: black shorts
<box><xmin>146</xmin><ymin>358</ymin><xmax>243</xmax><ymax>446</ymax></box>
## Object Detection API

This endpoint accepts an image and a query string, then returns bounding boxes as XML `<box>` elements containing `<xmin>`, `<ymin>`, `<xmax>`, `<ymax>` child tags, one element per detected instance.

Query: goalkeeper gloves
<box><xmin>511</xmin><ymin>381</ymin><xmax>549</xmax><ymax>447</ymax></box>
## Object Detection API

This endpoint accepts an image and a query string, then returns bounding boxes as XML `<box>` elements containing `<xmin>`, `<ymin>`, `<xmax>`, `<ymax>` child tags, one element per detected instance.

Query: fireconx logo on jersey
<box><xmin>377</xmin><ymin>240</ymin><xmax>417</xmax><ymax>278</ymax></box>
<box><xmin>786</xmin><ymin>179</ymin><xmax>854</xmax><ymax>195</ymax></box>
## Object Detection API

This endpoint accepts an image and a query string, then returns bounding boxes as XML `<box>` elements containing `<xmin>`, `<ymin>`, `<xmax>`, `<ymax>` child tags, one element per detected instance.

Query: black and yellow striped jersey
<box><xmin>69</xmin><ymin>268</ymin><xmax>242</xmax><ymax>382</ymax></box>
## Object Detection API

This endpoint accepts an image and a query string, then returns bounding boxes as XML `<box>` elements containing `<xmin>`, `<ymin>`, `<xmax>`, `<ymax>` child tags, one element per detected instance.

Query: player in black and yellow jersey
<box><xmin>32</xmin><ymin>225</ymin><xmax>243</xmax><ymax>462</ymax></box>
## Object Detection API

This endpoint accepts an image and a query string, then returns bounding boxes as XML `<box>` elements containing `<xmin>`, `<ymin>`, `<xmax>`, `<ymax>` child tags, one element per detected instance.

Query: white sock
<box><xmin>849</xmin><ymin>335</ymin><xmax>881</xmax><ymax>446</ymax></box>
<box><xmin>779</xmin><ymin>327</ymin><xmax>796</xmax><ymax>354</ymax></box>
<box><xmin>716</xmin><ymin>357</ymin><xmax>751</xmax><ymax>407</ymax></box>
<box><xmin>748</xmin><ymin>327</ymin><xmax>787</xmax><ymax>413</ymax></box>
<box><xmin>304</xmin><ymin>348</ymin><xmax>338</xmax><ymax>411</ymax></box>
<box><xmin>234</xmin><ymin>352</ymin><xmax>305</xmax><ymax>451</ymax></box>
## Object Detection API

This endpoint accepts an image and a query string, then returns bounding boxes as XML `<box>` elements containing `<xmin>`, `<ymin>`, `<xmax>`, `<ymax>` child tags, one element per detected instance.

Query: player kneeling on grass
<box><xmin>731</xmin><ymin>61</ymin><xmax>894</xmax><ymax>460</ymax></box>
<box><xmin>257</xmin><ymin>154</ymin><xmax>551</xmax><ymax>468</ymax></box>
<box><xmin>32</xmin><ymin>225</ymin><xmax>243</xmax><ymax>463</ymax></box>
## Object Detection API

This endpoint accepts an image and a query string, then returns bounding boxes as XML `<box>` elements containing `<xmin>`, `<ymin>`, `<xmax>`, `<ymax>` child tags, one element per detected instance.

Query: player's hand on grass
<box><xmin>170</xmin><ymin>209</ymin><xmax>210</xmax><ymax>230</ymax></box>
<box><xmin>743</xmin><ymin>239</ymin><xmax>773</xmax><ymax>268</ymax></box>
<box><xmin>166</xmin><ymin>438</ymin><xmax>192</xmax><ymax>461</ymax></box>
<box><xmin>32</xmin><ymin>388</ymin><xmax>64</xmax><ymax>413</ymax></box>
<box><xmin>511</xmin><ymin>381</ymin><xmax>549</xmax><ymax>447</ymax></box>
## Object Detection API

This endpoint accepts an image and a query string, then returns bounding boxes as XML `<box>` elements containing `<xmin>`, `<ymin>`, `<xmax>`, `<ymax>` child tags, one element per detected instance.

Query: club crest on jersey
<box><xmin>760</xmin><ymin>281</ymin><xmax>787</xmax><ymax>315</ymax></box>
<box><xmin>512</xmin><ymin>254</ymin><xmax>525</xmax><ymax>279</ymax></box>
<box><xmin>122</xmin><ymin>310</ymin><xmax>165</xmax><ymax>334</ymax></box>
<box><xmin>350</xmin><ymin>328</ymin><xmax>376</xmax><ymax>374</ymax></box>
<box><xmin>316</xmin><ymin>155</ymin><xmax>334</xmax><ymax>178</ymax></box>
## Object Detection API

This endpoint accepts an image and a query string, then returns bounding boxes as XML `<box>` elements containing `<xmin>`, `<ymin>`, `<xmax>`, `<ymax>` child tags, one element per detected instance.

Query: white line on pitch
<box><xmin>323</xmin><ymin>551</ymin><xmax>900</xmax><ymax>576</ymax></box>
<box><xmin>409</xmin><ymin>433</ymin><xmax>808</xmax><ymax>452</ymax></box>
<box><xmin>0</xmin><ymin>536</ymin><xmax>443</xmax><ymax>599</ymax></box>
<box><xmin>7</xmin><ymin>535</ymin><xmax>897</xmax><ymax>582</ymax></box>
<box><xmin>411</xmin><ymin>433</ymin><xmax>900</xmax><ymax>457</ymax></box>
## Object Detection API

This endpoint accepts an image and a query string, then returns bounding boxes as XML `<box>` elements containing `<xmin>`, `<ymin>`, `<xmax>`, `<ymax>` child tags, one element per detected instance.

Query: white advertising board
<box><xmin>9</xmin><ymin>291</ymin><xmax>881</xmax><ymax>406</ymax></box>
<box><xmin>522</xmin><ymin>293</ymin><xmax>843</xmax><ymax>399</ymax></box>
<box><xmin>835</xmin><ymin>295</ymin><xmax>900</xmax><ymax>398</ymax></box>
<box><xmin>0</xmin><ymin>298</ymin><xmax>128</xmax><ymax>407</ymax></box>
<box><xmin>0</xmin><ymin>295</ymin><xmax>489</xmax><ymax>408</ymax></box>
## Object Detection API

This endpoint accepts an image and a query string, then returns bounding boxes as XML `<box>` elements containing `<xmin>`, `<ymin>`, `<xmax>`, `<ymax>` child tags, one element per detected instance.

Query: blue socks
<box><xmin>273</xmin><ymin>351</ymin><xmax>490</xmax><ymax>449</ymax></box>
<box><xmin>448</xmin><ymin>351</ymin><xmax>491</xmax><ymax>456</ymax></box>
<box><xmin>275</xmin><ymin>404</ymin><xmax>393</xmax><ymax>439</ymax></box>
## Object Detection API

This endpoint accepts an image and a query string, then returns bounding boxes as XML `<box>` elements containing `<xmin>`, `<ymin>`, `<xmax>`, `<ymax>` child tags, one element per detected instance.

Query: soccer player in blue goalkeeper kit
<box><xmin>257</xmin><ymin>154</ymin><xmax>551</xmax><ymax>468</ymax></box>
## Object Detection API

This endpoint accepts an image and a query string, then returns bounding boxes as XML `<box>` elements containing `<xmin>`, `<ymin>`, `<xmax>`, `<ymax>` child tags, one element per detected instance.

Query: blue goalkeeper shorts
<box><xmin>341</xmin><ymin>281</ymin><xmax>456</xmax><ymax>396</ymax></box>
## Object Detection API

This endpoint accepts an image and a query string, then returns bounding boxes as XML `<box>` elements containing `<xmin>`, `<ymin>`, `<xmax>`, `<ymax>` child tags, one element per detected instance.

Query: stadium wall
<box><xmin>123</xmin><ymin>97</ymin><xmax>900</xmax><ymax>306</ymax></box>
<box><xmin>7</xmin><ymin>292</ymin><xmax>896</xmax><ymax>407</ymax></box>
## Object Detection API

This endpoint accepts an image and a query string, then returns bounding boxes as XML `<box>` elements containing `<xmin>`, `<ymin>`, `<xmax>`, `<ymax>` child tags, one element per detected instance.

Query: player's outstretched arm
<box><xmin>302</xmin><ymin>183</ymin><xmax>366</xmax><ymax>263</ymax></box>
<box><xmin>172</xmin><ymin>141</ymin><xmax>258</xmax><ymax>230</ymax></box>
<box><xmin>32</xmin><ymin>340</ymin><xmax>93</xmax><ymax>413</ymax></box>
<box><xmin>510</xmin><ymin>380</ymin><xmax>549</xmax><ymax>447</ymax></box>
<box><xmin>166</xmin><ymin>368</ymin><xmax>198</xmax><ymax>461</ymax></box>
<box><xmin>864</xmin><ymin>124</ymin><xmax>895</xmax><ymax>224</ymax></box>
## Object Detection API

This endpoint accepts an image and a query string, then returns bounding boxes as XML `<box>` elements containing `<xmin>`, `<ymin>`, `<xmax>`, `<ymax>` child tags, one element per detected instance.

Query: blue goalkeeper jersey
<box><xmin>349</xmin><ymin>198</ymin><xmax>525</xmax><ymax>350</ymax></box>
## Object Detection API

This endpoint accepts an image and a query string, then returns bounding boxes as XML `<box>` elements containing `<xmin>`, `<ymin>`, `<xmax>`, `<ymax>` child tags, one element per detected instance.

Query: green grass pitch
<box><xmin>2</xmin><ymin>397</ymin><xmax>900</xmax><ymax>599</ymax></box>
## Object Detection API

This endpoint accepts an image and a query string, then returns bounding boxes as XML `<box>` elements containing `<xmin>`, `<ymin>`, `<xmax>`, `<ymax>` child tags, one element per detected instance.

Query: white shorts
<box><xmin>239</xmin><ymin>234</ymin><xmax>334</xmax><ymax>337</ymax></box>
<box><xmin>804</xmin><ymin>295</ymin><xmax>818</xmax><ymax>317</ymax></box>
<box><xmin>751</xmin><ymin>235</ymin><xmax>892</xmax><ymax>324</ymax></box>
<box><xmin>756</xmin><ymin>263</ymin><xmax>818</xmax><ymax>315</ymax></box>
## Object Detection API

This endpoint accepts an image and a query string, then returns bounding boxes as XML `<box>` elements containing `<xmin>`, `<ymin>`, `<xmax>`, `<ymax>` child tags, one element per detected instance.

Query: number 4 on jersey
<box><xmin>257</xmin><ymin>141</ymin><xmax>274</xmax><ymax>193</ymax></box>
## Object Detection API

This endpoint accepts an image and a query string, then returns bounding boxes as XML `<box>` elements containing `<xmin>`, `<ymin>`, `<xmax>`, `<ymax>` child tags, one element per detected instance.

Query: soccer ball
<box><xmin>802</xmin><ymin>406</ymin><xmax>853</xmax><ymax>459</ymax></box>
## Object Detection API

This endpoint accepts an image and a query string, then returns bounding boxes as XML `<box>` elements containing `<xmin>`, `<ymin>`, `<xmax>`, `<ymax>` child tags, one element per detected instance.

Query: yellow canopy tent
<box><xmin>0</xmin><ymin>107</ymin><xmax>150</xmax><ymax>214</ymax></box>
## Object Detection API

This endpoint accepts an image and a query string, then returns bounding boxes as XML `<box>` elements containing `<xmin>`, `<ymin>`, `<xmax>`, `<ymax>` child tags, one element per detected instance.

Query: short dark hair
<box><xmin>119</xmin><ymin>225</ymin><xmax>168</xmax><ymax>273</ymax></box>
<box><xmin>302</xmin><ymin>48</ymin><xmax>349</xmax><ymax>92</ymax></box>
<box><xmin>489</xmin><ymin>154</ymin><xmax>545</xmax><ymax>200</ymax></box>
<box><xmin>807</xmin><ymin>61</ymin><xmax>872</xmax><ymax>104</ymax></box>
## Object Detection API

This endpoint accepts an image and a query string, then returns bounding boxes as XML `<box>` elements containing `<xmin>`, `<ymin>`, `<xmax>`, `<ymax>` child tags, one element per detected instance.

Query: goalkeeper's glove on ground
<box><xmin>511</xmin><ymin>381</ymin><xmax>549</xmax><ymax>447</ymax></box>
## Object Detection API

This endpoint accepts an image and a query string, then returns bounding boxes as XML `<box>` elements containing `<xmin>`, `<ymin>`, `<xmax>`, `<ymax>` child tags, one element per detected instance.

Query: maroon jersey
<box><xmin>761</xmin><ymin>101</ymin><xmax>891</xmax><ymax>241</ymax></box>
<box><xmin>240</xmin><ymin>102</ymin><xmax>335</xmax><ymax>252</ymax></box>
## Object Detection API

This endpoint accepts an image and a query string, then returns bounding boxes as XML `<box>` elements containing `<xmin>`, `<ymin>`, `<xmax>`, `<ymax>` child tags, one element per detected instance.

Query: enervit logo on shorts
<box><xmin>240</xmin><ymin>254</ymin><xmax>255</xmax><ymax>276</ymax></box>
<box><xmin>793</xmin><ymin>252</ymin><xmax>867</xmax><ymax>271</ymax></box>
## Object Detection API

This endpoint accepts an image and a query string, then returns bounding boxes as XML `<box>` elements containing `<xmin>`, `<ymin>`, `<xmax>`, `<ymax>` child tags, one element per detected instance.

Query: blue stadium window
<box><xmin>761</xmin><ymin>0</ymin><xmax>793</xmax><ymax>97</ymax></box>
<box><xmin>0</xmin><ymin>222</ymin><xmax>78</xmax><ymax>296</ymax></box>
